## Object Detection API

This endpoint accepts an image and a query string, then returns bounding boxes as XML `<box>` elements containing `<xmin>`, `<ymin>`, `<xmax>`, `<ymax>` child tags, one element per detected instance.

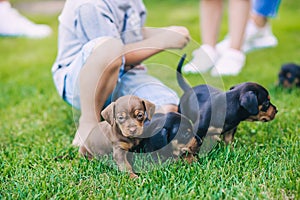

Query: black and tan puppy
<box><xmin>80</xmin><ymin>95</ymin><xmax>155</xmax><ymax>178</ymax></box>
<box><xmin>278</xmin><ymin>63</ymin><xmax>300</xmax><ymax>88</ymax></box>
<box><xmin>176</xmin><ymin>55</ymin><xmax>278</xmax><ymax>159</ymax></box>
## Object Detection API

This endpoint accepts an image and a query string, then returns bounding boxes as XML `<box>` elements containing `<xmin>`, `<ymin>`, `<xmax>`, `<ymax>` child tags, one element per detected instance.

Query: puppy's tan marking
<box><xmin>118</xmin><ymin>141</ymin><xmax>134</xmax><ymax>151</ymax></box>
<box><xmin>181</xmin><ymin>137</ymin><xmax>201</xmax><ymax>163</ymax></box>
<box><xmin>223</xmin><ymin>129</ymin><xmax>235</xmax><ymax>145</ymax></box>
<box><xmin>247</xmin><ymin>104</ymin><xmax>277</xmax><ymax>122</ymax></box>
<box><xmin>207</xmin><ymin>126</ymin><xmax>223</xmax><ymax>135</ymax></box>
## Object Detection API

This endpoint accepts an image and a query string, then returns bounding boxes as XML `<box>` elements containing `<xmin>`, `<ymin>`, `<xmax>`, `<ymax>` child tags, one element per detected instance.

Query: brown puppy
<box><xmin>79</xmin><ymin>95</ymin><xmax>155</xmax><ymax>156</ymax></box>
<box><xmin>100</xmin><ymin>95</ymin><xmax>155</xmax><ymax>178</ymax></box>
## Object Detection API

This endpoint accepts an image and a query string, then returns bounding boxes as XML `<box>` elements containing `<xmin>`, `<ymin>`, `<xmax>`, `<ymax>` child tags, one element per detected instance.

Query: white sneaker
<box><xmin>216</xmin><ymin>20</ymin><xmax>278</xmax><ymax>53</ymax></box>
<box><xmin>182</xmin><ymin>44</ymin><xmax>218</xmax><ymax>74</ymax></box>
<box><xmin>211</xmin><ymin>48</ymin><xmax>245</xmax><ymax>76</ymax></box>
<box><xmin>0</xmin><ymin>1</ymin><xmax>52</xmax><ymax>38</ymax></box>
<box><xmin>243</xmin><ymin>20</ymin><xmax>278</xmax><ymax>52</ymax></box>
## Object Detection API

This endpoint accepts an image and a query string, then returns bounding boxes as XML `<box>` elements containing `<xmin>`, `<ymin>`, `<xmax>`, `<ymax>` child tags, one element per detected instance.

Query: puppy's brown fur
<box><xmin>101</xmin><ymin>95</ymin><xmax>155</xmax><ymax>178</ymax></box>
<box><xmin>79</xmin><ymin>95</ymin><xmax>155</xmax><ymax>178</ymax></box>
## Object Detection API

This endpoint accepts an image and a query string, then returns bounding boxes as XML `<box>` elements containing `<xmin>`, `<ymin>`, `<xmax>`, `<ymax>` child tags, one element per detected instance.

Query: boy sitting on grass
<box><xmin>51</xmin><ymin>0</ymin><xmax>190</xmax><ymax>147</ymax></box>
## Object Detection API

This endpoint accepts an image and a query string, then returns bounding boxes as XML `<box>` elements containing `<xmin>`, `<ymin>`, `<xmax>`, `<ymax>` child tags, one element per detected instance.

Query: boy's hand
<box><xmin>143</xmin><ymin>26</ymin><xmax>190</xmax><ymax>50</ymax></box>
<box><xmin>160</xmin><ymin>26</ymin><xmax>190</xmax><ymax>49</ymax></box>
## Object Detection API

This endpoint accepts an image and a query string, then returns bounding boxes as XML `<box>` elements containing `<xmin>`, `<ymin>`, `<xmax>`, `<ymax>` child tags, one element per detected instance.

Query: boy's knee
<box><xmin>90</xmin><ymin>37</ymin><xmax>124</xmax><ymax>71</ymax></box>
<box><xmin>156</xmin><ymin>104</ymin><xmax>178</xmax><ymax>113</ymax></box>
<box><xmin>94</xmin><ymin>37</ymin><xmax>123</xmax><ymax>57</ymax></box>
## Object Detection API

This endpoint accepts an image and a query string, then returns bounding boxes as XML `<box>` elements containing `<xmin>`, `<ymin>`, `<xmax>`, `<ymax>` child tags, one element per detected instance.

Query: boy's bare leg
<box><xmin>73</xmin><ymin>37</ymin><xmax>123</xmax><ymax>146</ymax></box>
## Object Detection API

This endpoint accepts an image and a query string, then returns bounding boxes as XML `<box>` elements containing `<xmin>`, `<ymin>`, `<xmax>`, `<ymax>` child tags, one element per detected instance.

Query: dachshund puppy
<box><xmin>131</xmin><ymin>112</ymin><xmax>195</xmax><ymax>161</ymax></box>
<box><xmin>80</xmin><ymin>95</ymin><xmax>155</xmax><ymax>178</ymax></box>
<box><xmin>278</xmin><ymin>63</ymin><xmax>300</xmax><ymax>88</ymax></box>
<box><xmin>176</xmin><ymin>55</ymin><xmax>278</xmax><ymax>159</ymax></box>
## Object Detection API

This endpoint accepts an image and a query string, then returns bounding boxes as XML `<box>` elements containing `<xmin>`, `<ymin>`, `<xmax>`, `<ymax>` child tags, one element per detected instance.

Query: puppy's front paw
<box><xmin>129</xmin><ymin>172</ymin><xmax>139</xmax><ymax>179</ymax></box>
<box><xmin>181</xmin><ymin>152</ymin><xmax>198</xmax><ymax>164</ymax></box>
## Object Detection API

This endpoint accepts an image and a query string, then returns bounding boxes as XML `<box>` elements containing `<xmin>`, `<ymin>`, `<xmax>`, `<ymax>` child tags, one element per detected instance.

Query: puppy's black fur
<box><xmin>278</xmin><ymin>63</ymin><xmax>300</xmax><ymax>88</ymax></box>
<box><xmin>177</xmin><ymin>55</ymin><xmax>278</xmax><ymax>149</ymax></box>
<box><xmin>130</xmin><ymin>112</ymin><xmax>194</xmax><ymax>160</ymax></box>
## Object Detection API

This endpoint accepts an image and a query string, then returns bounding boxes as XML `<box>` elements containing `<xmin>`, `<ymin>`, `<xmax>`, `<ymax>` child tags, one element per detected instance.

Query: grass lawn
<box><xmin>1</xmin><ymin>0</ymin><xmax>299</xmax><ymax>199</ymax></box>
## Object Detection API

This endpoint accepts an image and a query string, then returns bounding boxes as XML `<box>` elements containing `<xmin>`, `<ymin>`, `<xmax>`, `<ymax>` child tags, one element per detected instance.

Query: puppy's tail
<box><xmin>177</xmin><ymin>54</ymin><xmax>192</xmax><ymax>92</ymax></box>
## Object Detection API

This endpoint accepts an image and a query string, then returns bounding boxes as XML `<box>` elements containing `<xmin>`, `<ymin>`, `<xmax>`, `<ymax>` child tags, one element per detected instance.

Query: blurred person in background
<box><xmin>0</xmin><ymin>0</ymin><xmax>52</xmax><ymax>38</ymax></box>
<box><xmin>217</xmin><ymin>0</ymin><xmax>281</xmax><ymax>53</ymax></box>
<box><xmin>184</xmin><ymin>0</ymin><xmax>281</xmax><ymax>76</ymax></box>
<box><xmin>183</xmin><ymin>0</ymin><xmax>251</xmax><ymax>76</ymax></box>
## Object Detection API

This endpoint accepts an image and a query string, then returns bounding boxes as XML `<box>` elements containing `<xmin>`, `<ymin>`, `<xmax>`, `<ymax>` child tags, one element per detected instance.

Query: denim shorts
<box><xmin>252</xmin><ymin>0</ymin><xmax>281</xmax><ymax>18</ymax></box>
<box><xmin>63</xmin><ymin>38</ymin><xmax>179</xmax><ymax>110</ymax></box>
<box><xmin>111</xmin><ymin>67</ymin><xmax>179</xmax><ymax>108</ymax></box>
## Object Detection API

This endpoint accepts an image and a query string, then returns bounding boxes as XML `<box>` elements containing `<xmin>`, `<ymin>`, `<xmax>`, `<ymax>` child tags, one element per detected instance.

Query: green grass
<box><xmin>1</xmin><ymin>0</ymin><xmax>299</xmax><ymax>199</ymax></box>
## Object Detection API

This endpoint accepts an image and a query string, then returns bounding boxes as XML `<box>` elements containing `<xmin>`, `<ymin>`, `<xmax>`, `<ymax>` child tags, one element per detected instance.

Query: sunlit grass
<box><xmin>0</xmin><ymin>0</ymin><xmax>299</xmax><ymax>199</ymax></box>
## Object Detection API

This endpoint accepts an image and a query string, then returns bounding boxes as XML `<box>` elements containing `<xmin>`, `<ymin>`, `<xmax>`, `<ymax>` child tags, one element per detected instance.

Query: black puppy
<box><xmin>130</xmin><ymin>112</ymin><xmax>195</xmax><ymax>160</ymax></box>
<box><xmin>176</xmin><ymin>55</ymin><xmax>278</xmax><ymax>157</ymax></box>
<box><xmin>278</xmin><ymin>63</ymin><xmax>300</xmax><ymax>88</ymax></box>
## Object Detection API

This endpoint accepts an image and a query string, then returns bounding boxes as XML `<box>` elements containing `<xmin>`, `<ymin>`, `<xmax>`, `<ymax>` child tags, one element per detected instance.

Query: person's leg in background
<box><xmin>183</xmin><ymin>0</ymin><xmax>223</xmax><ymax>74</ymax></box>
<box><xmin>244</xmin><ymin>0</ymin><xmax>281</xmax><ymax>52</ymax></box>
<box><xmin>217</xmin><ymin>0</ymin><xmax>282</xmax><ymax>53</ymax></box>
<box><xmin>200</xmin><ymin>0</ymin><xmax>223</xmax><ymax>49</ymax></box>
<box><xmin>0</xmin><ymin>0</ymin><xmax>52</xmax><ymax>38</ymax></box>
<box><xmin>210</xmin><ymin>0</ymin><xmax>250</xmax><ymax>76</ymax></box>
<box><xmin>183</xmin><ymin>0</ymin><xmax>250</xmax><ymax>76</ymax></box>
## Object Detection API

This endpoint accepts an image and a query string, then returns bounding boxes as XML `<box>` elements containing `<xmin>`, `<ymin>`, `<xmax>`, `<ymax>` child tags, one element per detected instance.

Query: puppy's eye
<box><xmin>136</xmin><ymin>112</ymin><xmax>144</xmax><ymax>121</ymax></box>
<box><xmin>117</xmin><ymin>115</ymin><xmax>125</xmax><ymax>122</ymax></box>
<box><xmin>261</xmin><ymin>101</ymin><xmax>270</xmax><ymax>112</ymax></box>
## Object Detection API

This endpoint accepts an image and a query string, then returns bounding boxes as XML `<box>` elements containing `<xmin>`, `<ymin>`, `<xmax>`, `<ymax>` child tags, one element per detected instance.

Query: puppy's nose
<box><xmin>129</xmin><ymin>125</ymin><xmax>137</xmax><ymax>133</ymax></box>
<box><xmin>273</xmin><ymin>106</ymin><xmax>278</xmax><ymax>114</ymax></box>
<box><xmin>271</xmin><ymin>104</ymin><xmax>278</xmax><ymax>114</ymax></box>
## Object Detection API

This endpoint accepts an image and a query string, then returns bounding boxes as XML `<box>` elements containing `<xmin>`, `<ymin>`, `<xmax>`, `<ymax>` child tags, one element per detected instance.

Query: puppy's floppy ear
<box><xmin>142</xmin><ymin>100</ymin><xmax>155</xmax><ymax>120</ymax></box>
<box><xmin>240</xmin><ymin>91</ymin><xmax>259</xmax><ymax>115</ymax></box>
<box><xmin>101</xmin><ymin>102</ymin><xmax>115</xmax><ymax>125</ymax></box>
